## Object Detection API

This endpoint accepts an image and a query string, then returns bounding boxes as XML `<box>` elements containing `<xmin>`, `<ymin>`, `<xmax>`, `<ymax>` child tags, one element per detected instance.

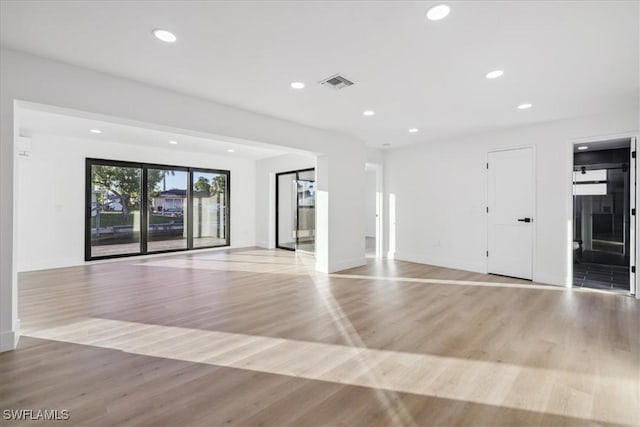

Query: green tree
<box><xmin>210</xmin><ymin>175</ymin><xmax>226</xmax><ymax>196</ymax></box>
<box><xmin>147</xmin><ymin>170</ymin><xmax>171</xmax><ymax>205</ymax></box>
<box><xmin>92</xmin><ymin>166</ymin><xmax>163</xmax><ymax>221</ymax></box>
<box><xmin>160</xmin><ymin>170</ymin><xmax>175</xmax><ymax>191</ymax></box>
<box><xmin>194</xmin><ymin>176</ymin><xmax>211</xmax><ymax>193</ymax></box>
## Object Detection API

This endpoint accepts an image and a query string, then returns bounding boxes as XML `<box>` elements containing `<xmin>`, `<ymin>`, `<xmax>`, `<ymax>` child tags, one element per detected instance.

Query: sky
<box><xmin>156</xmin><ymin>170</ymin><xmax>224</xmax><ymax>191</ymax></box>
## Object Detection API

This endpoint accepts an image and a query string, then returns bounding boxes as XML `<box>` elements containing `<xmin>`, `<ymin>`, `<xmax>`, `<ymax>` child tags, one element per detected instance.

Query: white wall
<box><xmin>0</xmin><ymin>48</ymin><xmax>366</xmax><ymax>351</ymax></box>
<box><xmin>255</xmin><ymin>153</ymin><xmax>315</xmax><ymax>248</ymax></box>
<box><xmin>16</xmin><ymin>133</ymin><xmax>256</xmax><ymax>272</ymax></box>
<box><xmin>366</xmin><ymin>147</ymin><xmax>385</xmax><ymax>165</ymax></box>
<box><xmin>365</xmin><ymin>170</ymin><xmax>377</xmax><ymax>237</ymax></box>
<box><xmin>385</xmin><ymin>112</ymin><xmax>639</xmax><ymax>286</ymax></box>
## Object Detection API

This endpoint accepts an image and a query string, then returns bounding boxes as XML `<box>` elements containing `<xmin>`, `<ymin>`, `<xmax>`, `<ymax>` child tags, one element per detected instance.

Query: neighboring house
<box><xmin>153</xmin><ymin>189</ymin><xmax>187</xmax><ymax>212</ymax></box>
<box><xmin>153</xmin><ymin>189</ymin><xmax>212</xmax><ymax>212</ymax></box>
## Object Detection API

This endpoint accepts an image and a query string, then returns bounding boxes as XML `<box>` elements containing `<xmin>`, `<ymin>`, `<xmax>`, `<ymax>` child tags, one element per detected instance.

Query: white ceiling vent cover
<box><xmin>319</xmin><ymin>73</ymin><xmax>355</xmax><ymax>90</ymax></box>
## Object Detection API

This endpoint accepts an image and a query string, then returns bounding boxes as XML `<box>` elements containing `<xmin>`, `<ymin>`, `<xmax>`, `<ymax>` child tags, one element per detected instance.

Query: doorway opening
<box><xmin>276</xmin><ymin>168</ymin><xmax>315</xmax><ymax>253</ymax></box>
<box><xmin>365</xmin><ymin>163</ymin><xmax>383</xmax><ymax>259</ymax></box>
<box><xmin>365</xmin><ymin>165</ymin><xmax>377</xmax><ymax>257</ymax></box>
<box><xmin>572</xmin><ymin>138</ymin><xmax>635</xmax><ymax>293</ymax></box>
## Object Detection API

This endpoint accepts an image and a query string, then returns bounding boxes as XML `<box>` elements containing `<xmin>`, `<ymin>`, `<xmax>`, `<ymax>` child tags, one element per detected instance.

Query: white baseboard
<box><xmin>18</xmin><ymin>243</ymin><xmax>262</xmax><ymax>272</ymax></box>
<box><xmin>532</xmin><ymin>273</ymin><xmax>566</xmax><ymax>287</ymax></box>
<box><xmin>395</xmin><ymin>252</ymin><xmax>486</xmax><ymax>274</ymax></box>
<box><xmin>232</xmin><ymin>240</ymin><xmax>257</xmax><ymax>248</ymax></box>
<box><xmin>329</xmin><ymin>257</ymin><xmax>367</xmax><ymax>273</ymax></box>
<box><xmin>19</xmin><ymin>257</ymin><xmax>81</xmax><ymax>272</ymax></box>
<box><xmin>0</xmin><ymin>319</ymin><xmax>20</xmax><ymax>352</ymax></box>
<box><xmin>395</xmin><ymin>252</ymin><xmax>568</xmax><ymax>287</ymax></box>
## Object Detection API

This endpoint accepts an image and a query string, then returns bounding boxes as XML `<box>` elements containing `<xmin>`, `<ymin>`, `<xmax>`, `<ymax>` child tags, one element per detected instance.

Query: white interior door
<box><xmin>487</xmin><ymin>147</ymin><xmax>534</xmax><ymax>280</ymax></box>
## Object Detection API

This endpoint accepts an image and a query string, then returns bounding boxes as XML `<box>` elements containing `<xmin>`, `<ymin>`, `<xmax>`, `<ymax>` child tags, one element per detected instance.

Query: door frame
<box><xmin>485</xmin><ymin>145</ymin><xmax>537</xmax><ymax>279</ymax></box>
<box><xmin>275</xmin><ymin>167</ymin><xmax>315</xmax><ymax>251</ymax></box>
<box><xmin>365</xmin><ymin>162</ymin><xmax>384</xmax><ymax>259</ymax></box>
<box><xmin>567</xmin><ymin>133</ymin><xmax>639</xmax><ymax>297</ymax></box>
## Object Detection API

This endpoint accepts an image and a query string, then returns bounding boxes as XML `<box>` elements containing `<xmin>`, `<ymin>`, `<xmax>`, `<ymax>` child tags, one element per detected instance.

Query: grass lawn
<box><xmin>92</xmin><ymin>212</ymin><xmax>182</xmax><ymax>227</ymax></box>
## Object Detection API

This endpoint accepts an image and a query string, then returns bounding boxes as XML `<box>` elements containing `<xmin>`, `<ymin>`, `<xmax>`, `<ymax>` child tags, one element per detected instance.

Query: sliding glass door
<box><xmin>276</xmin><ymin>168</ymin><xmax>315</xmax><ymax>252</ymax></box>
<box><xmin>193</xmin><ymin>170</ymin><xmax>229</xmax><ymax>248</ymax></box>
<box><xmin>86</xmin><ymin>159</ymin><xmax>230</xmax><ymax>260</ymax></box>
<box><xmin>147</xmin><ymin>167</ymin><xmax>189</xmax><ymax>252</ymax></box>
<box><xmin>296</xmin><ymin>169</ymin><xmax>316</xmax><ymax>252</ymax></box>
<box><xmin>88</xmin><ymin>161</ymin><xmax>143</xmax><ymax>258</ymax></box>
<box><xmin>277</xmin><ymin>172</ymin><xmax>297</xmax><ymax>250</ymax></box>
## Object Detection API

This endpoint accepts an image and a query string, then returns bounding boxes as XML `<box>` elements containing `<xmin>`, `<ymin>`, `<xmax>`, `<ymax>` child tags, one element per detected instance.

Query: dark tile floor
<box><xmin>573</xmin><ymin>262</ymin><xmax>629</xmax><ymax>292</ymax></box>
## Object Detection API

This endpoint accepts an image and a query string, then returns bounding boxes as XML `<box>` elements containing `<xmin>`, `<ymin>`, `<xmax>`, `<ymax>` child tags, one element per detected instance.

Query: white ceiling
<box><xmin>1</xmin><ymin>1</ymin><xmax>638</xmax><ymax>149</ymax></box>
<box><xmin>573</xmin><ymin>137</ymin><xmax>632</xmax><ymax>152</ymax></box>
<box><xmin>16</xmin><ymin>107</ymin><xmax>290</xmax><ymax>160</ymax></box>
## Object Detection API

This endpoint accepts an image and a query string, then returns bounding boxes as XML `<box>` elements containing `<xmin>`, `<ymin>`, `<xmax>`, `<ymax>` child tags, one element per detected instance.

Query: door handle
<box><xmin>517</xmin><ymin>217</ymin><xmax>533</xmax><ymax>223</ymax></box>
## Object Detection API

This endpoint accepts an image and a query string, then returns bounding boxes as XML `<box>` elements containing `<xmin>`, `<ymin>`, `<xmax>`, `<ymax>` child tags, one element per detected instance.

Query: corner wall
<box><xmin>0</xmin><ymin>48</ymin><xmax>367</xmax><ymax>351</ymax></box>
<box><xmin>385</xmin><ymin>112</ymin><xmax>639</xmax><ymax>286</ymax></box>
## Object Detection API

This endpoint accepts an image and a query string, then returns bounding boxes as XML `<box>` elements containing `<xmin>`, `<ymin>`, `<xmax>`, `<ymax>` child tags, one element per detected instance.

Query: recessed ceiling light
<box><xmin>169</xmin><ymin>140</ymin><xmax>178</xmax><ymax>145</ymax></box>
<box><xmin>290</xmin><ymin>82</ymin><xmax>305</xmax><ymax>89</ymax></box>
<box><xmin>408</xmin><ymin>128</ymin><xmax>419</xmax><ymax>133</ymax></box>
<box><xmin>427</xmin><ymin>4</ymin><xmax>450</xmax><ymax>21</ymax></box>
<box><xmin>363</xmin><ymin>110</ymin><xmax>375</xmax><ymax>116</ymax></box>
<box><xmin>578</xmin><ymin>146</ymin><xmax>589</xmax><ymax>151</ymax></box>
<box><xmin>89</xmin><ymin>129</ymin><xmax>102</xmax><ymax>134</ymax></box>
<box><xmin>517</xmin><ymin>103</ymin><xmax>533</xmax><ymax>110</ymax></box>
<box><xmin>227</xmin><ymin>149</ymin><xmax>235</xmax><ymax>153</ymax></box>
<box><xmin>153</xmin><ymin>29</ymin><xmax>177</xmax><ymax>43</ymax></box>
<box><xmin>486</xmin><ymin>70</ymin><xmax>504</xmax><ymax>79</ymax></box>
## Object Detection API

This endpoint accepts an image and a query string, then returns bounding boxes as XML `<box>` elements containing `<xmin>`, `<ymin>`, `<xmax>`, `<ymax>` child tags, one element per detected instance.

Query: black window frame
<box><xmin>85</xmin><ymin>158</ymin><xmax>231</xmax><ymax>261</ymax></box>
<box><xmin>275</xmin><ymin>167</ymin><xmax>315</xmax><ymax>251</ymax></box>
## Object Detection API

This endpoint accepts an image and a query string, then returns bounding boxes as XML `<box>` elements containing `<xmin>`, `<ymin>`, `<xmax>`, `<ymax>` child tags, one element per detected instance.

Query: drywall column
<box><xmin>315</xmin><ymin>155</ymin><xmax>330</xmax><ymax>272</ymax></box>
<box><xmin>319</xmin><ymin>146</ymin><xmax>366</xmax><ymax>272</ymax></box>
<box><xmin>0</xmin><ymin>99</ymin><xmax>18</xmax><ymax>352</ymax></box>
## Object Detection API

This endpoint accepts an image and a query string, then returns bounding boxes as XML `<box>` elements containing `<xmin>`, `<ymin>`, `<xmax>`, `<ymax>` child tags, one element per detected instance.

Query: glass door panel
<box><xmin>192</xmin><ymin>171</ymin><xmax>228</xmax><ymax>248</ymax></box>
<box><xmin>276</xmin><ymin>169</ymin><xmax>315</xmax><ymax>252</ymax></box>
<box><xmin>296</xmin><ymin>170</ymin><xmax>315</xmax><ymax>252</ymax></box>
<box><xmin>90</xmin><ymin>163</ymin><xmax>142</xmax><ymax>257</ymax></box>
<box><xmin>147</xmin><ymin>168</ymin><xmax>188</xmax><ymax>252</ymax></box>
<box><xmin>277</xmin><ymin>172</ymin><xmax>297</xmax><ymax>250</ymax></box>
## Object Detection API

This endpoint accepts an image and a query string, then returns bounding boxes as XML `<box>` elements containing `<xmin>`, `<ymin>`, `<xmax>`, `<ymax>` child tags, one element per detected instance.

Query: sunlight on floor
<box><xmin>305</xmin><ymin>259</ymin><xmax>415</xmax><ymax>425</ymax></box>
<box><xmin>23</xmin><ymin>317</ymin><xmax>632</xmax><ymax>425</ymax></box>
<box><xmin>136</xmin><ymin>250</ymin><xmax>316</xmax><ymax>275</ymax></box>
<box><xmin>329</xmin><ymin>273</ymin><xmax>565</xmax><ymax>291</ymax></box>
<box><xmin>138</xmin><ymin>250</ymin><xmax>563</xmax><ymax>292</ymax></box>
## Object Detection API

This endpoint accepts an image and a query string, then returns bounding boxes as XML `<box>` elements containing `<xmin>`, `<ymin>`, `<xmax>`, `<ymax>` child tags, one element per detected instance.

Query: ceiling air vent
<box><xmin>319</xmin><ymin>73</ymin><xmax>355</xmax><ymax>90</ymax></box>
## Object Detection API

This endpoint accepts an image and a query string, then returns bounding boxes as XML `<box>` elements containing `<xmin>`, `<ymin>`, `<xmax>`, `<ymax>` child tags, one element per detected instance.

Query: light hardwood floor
<box><xmin>1</xmin><ymin>249</ymin><xmax>639</xmax><ymax>426</ymax></box>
